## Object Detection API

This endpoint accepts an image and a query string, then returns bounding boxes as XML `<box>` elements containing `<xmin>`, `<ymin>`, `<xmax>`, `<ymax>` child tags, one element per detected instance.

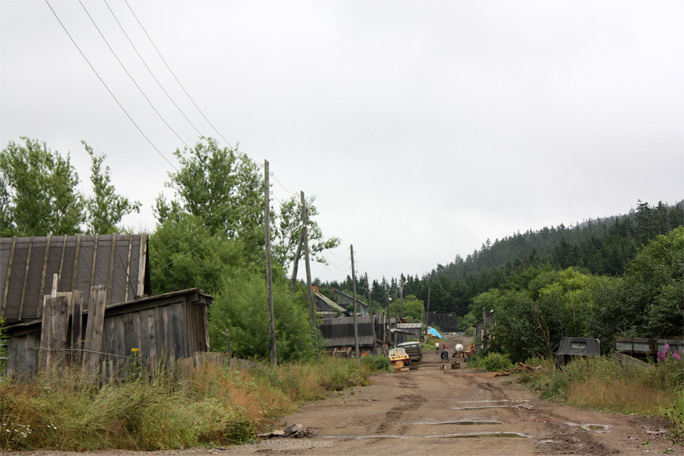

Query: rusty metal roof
<box><xmin>0</xmin><ymin>234</ymin><xmax>150</xmax><ymax>323</ymax></box>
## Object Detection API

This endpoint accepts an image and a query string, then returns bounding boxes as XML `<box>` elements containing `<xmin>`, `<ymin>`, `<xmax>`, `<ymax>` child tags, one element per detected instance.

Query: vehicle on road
<box><xmin>397</xmin><ymin>341</ymin><xmax>423</xmax><ymax>363</ymax></box>
<box><xmin>388</xmin><ymin>347</ymin><xmax>410</xmax><ymax>369</ymax></box>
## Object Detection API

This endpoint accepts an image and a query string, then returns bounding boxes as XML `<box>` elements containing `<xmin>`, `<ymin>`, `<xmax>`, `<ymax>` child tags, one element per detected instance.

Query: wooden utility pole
<box><xmin>350</xmin><ymin>245</ymin><xmax>360</xmax><ymax>362</ymax></box>
<box><xmin>302</xmin><ymin>191</ymin><xmax>319</xmax><ymax>358</ymax></box>
<box><xmin>425</xmin><ymin>286</ymin><xmax>431</xmax><ymax>340</ymax></box>
<box><xmin>400</xmin><ymin>280</ymin><xmax>405</xmax><ymax>320</ymax></box>
<box><xmin>264</xmin><ymin>160</ymin><xmax>277</xmax><ymax>365</ymax></box>
<box><xmin>366</xmin><ymin>273</ymin><xmax>376</xmax><ymax>354</ymax></box>
<box><xmin>289</xmin><ymin>230</ymin><xmax>304</xmax><ymax>291</ymax></box>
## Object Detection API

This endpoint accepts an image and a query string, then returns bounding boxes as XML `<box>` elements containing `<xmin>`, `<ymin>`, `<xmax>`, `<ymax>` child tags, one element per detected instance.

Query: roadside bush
<box><xmin>470</xmin><ymin>352</ymin><xmax>514</xmax><ymax>372</ymax></box>
<box><xmin>360</xmin><ymin>354</ymin><xmax>393</xmax><ymax>373</ymax></box>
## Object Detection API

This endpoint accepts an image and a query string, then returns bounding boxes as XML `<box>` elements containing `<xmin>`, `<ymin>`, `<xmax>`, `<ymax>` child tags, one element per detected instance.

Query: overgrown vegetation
<box><xmin>518</xmin><ymin>348</ymin><xmax>684</xmax><ymax>444</ymax></box>
<box><xmin>0</xmin><ymin>356</ymin><xmax>385</xmax><ymax>451</ymax></box>
<box><xmin>469</xmin><ymin>352</ymin><xmax>515</xmax><ymax>372</ymax></box>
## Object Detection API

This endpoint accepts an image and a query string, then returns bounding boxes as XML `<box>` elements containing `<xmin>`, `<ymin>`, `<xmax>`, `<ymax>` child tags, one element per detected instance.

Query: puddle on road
<box><xmin>566</xmin><ymin>422</ymin><xmax>610</xmax><ymax>433</ymax></box>
<box><xmin>322</xmin><ymin>432</ymin><xmax>528</xmax><ymax>440</ymax></box>
<box><xmin>451</xmin><ymin>405</ymin><xmax>533</xmax><ymax>410</ymax></box>
<box><xmin>427</xmin><ymin>432</ymin><xmax>529</xmax><ymax>439</ymax></box>
<box><xmin>413</xmin><ymin>420</ymin><xmax>504</xmax><ymax>426</ymax></box>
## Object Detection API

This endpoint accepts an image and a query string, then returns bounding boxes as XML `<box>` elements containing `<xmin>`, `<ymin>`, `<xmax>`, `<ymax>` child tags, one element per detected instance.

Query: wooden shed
<box><xmin>1</xmin><ymin>234</ymin><xmax>213</xmax><ymax>379</ymax></box>
<box><xmin>4</xmin><ymin>288</ymin><xmax>212</xmax><ymax>378</ymax></box>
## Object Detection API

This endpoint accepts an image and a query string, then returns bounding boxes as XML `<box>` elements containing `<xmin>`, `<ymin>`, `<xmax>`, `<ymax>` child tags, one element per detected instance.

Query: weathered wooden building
<box><xmin>313</xmin><ymin>291</ymin><xmax>349</xmax><ymax>318</ymax></box>
<box><xmin>319</xmin><ymin>315</ymin><xmax>390</xmax><ymax>354</ymax></box>
<box><xmin>333</xmin><ymin>290</ymin><xmax>370</xmax><ymax>316</ymax></box>
<box><xmin>1</xmin><ymin>234</ymin><xmax>212</xmax><ymax>378</ymax></box>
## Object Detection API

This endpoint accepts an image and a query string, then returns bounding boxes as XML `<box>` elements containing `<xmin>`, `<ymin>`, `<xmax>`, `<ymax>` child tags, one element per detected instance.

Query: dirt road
<box><xmin>6</xmin><ymin>338</ymin><xmax>676</xmax><ymax>456</ymax></box>
<box><xmin>223</xmin><ymin>339</ymin><xmax>674</xmax><ymax>456</ymax></box>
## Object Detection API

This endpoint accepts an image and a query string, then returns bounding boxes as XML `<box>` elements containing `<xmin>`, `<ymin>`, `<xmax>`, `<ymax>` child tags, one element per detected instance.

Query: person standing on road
<box><xmin>435</xmin><ymin>342</ymin><xmax>439</xmax><ymax>353</ymax></box>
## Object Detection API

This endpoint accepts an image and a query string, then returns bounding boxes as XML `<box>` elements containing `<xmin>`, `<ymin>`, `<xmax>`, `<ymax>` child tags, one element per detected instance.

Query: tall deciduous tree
<box><xmin>155</xmin><ymin>138</ymin><xmax>263</xmax><ymax>251</ymax></box>
<box><xmin>0</xmin><ymin>138</ymin><xmax>84</xmax><ymax>236</ymax></box>
<box><xmin>83</xmin><ymin>142</ymin><xmax>141</xmax><ymax>235</ymax></box>
<box><xmin>273</xmin><ymin>195</ymin><xmax>340</xmax><ymax>271</ymax></box>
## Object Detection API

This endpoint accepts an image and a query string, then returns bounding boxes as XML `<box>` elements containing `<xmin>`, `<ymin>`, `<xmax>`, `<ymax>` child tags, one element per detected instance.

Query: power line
<box><xmin>78</xmin><ymin>0</ymin><xmax>191</xmax><ymax>149</ymax></box>
<box><xmin>124</xmin><ymin>0</ymin><xmax>233</xmax><ymax>149</ymax></box>
<box><xmin>102</xmin><ymin>0</ymin><xmax>205</xmax><ymax>139</ymax></box>
<box><xmin>44</xmin><ymin>0</ymin><xmax>178</xmax><ymax>171</ymax></box>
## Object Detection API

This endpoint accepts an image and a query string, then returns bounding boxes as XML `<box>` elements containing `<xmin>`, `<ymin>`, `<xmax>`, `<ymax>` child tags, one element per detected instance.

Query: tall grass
<box><xmin>0</xmin><ymin>356</ymin><xmax>387</xmax><ymax>451</ymax></box>
<box><xmin>518</xmin><ymin>354</ymin><xmax>684</xmax><ymax>442</ymax></box>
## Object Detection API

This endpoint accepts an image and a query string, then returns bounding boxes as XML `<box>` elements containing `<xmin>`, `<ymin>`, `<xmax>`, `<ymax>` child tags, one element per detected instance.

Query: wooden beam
<box><xmin>37</xmin><ymin>235</ymin><xmax>52</xmax><ymax>317</ymax></box>
<box><xmin>124</xmin><ymin>235</ymin><xmax>133</xmax><ymax>301</ymax></box>
<box><xmin>1</xmin><ymin>236</ymin><xmax>17</xmax><ymax>319</ymax></box>
<box><xmin>106</xmin><ymin>234</ymin><xmax>116</xmax><ymax>305</ymax></box>
<box><xmin>136</xmin><ymin>233</ymin><xmax>147</xmax><ymax>297</ymax></box>
<box><xmin>18</xmin><ymin>237</ymin><xmax>34</xmax><ymax>321</ymax></box>
<box><xmin>82</xmin><ymin>285</ymin><xmax>107</xmax><ymax>376</ymax></box>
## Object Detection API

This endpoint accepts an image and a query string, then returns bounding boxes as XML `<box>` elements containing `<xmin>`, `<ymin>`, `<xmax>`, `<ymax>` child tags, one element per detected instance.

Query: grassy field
<box><xmin>0</xmin><ymin>354</ymin><xmax>392</xmax><ymax>451</ymax></box>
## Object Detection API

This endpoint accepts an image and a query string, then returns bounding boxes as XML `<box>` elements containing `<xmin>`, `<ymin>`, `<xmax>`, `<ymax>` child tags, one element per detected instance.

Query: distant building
<box><xmin>427</xmin><ymin>313</ymin><xmax>459</xmax><ymax>332</ymax></box>
<box><xmin>313</xmin><ymin>291</ymin><xmax>348</xmax><ymax>317</ymax></box>
<box><xmin>333</xmin><ymin>290</ymin><xmax>370</xmax><ymax>316</ymax></box>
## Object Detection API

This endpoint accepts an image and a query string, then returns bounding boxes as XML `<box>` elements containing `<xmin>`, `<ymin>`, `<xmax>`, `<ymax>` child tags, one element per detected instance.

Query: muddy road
<box><xmin>222</xmin><ymin>338</ymin><xmax>674</xmax><ymax>456</ymax></box>
<box><xmin>6</xmin><ymin>338</ymin><xmax>675</xmax><ymax>456</ymax></box>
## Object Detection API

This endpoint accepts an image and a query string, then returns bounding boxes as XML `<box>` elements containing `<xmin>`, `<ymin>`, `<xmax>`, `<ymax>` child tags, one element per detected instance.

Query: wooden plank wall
<box><xmin>5</xmin><ymin>290</ymin><xmax>210</xmax><ymax>380</ymax></box>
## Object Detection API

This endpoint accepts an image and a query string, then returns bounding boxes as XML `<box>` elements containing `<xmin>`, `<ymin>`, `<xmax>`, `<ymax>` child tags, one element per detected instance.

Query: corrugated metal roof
<box><xmin>1</xmin><ymin>234</ymin><xmax>150</xmax><ymax>323</ymax></box>
<box><xmin>397</xmin><ymin>322</ymin><xmax>422</xmax><ymax>329</ymax></box>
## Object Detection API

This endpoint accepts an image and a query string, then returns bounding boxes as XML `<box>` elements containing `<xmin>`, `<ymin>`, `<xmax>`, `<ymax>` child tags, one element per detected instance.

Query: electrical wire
<box><xmin>44</xmin><ymin>0</ymin><xmax>178</xmax><ymax>171</ymax></box>
<box><xmin>103</xmin><ymin>0</ymin><xmax>205</xmax><ymax>139</ymax></box>
<box><xmin>78</xmin><ymin>0</ymin><xmax>191</xmax><ymax>149</ymax></box>
<box><xmin>124</xmin><ymin>0</ymin><xmax>233</xmax><ymax>149</ymax></box>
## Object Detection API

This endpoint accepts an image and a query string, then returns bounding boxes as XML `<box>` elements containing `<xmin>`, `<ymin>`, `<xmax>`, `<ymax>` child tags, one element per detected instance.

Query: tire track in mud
<box><xmin>374</xmin><ymin>376</ymin><xmax>427</xmax><ymax>435</ymax></box>
<box><xmin>474</xmin><ymin>377</ymin><xmax>618</xmax><ymax>455</ymax></box>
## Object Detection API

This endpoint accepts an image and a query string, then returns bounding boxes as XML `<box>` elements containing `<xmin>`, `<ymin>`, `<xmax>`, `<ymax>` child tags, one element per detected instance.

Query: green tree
<box><xmin>155</xmin><ymin>138</ymin><xmax>263</xmax><ymax>251</ymax></box>
<box><xmin>620</xmin><ymin>227</ymin><xmax>684</xmax><ymax>338</ymax></box>
<box><xmin>148</xmin><ymin>213</ymin><xmax>250</xmax><ymax>295</ymax></box>
<box><xmin>208</xmin><ymin>271</ymin><xmax>316</xmax><ymax>362</ymax></box>
<box><xmin>388</xmin><ymin>294</ymin><xmax>424</xmax><ymax>322</ymax></box>
<box><xmin>0</xmin><ymin>138</ymin><xmax>84</xmax><ymax>236</ymax></box>
<box><xmin>273</xmin><ymin>195</ymin><xmax>340</xmax><ymax>271</ymax></box>
<box><xmin>83</xmin><ymin>142</ymin><xmax>141</xmax><ymax>234</ymax></box>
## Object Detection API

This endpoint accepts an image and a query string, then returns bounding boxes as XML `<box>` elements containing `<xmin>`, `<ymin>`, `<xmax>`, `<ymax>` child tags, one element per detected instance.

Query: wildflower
<box><xmin>131</xmin><ymin>348</ymin><xmax>140</xmax><ymax>353</ymax></box>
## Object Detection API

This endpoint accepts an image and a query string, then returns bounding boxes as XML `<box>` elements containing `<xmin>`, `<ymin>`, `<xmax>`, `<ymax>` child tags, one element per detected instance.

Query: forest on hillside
<box><xmin>325</xmin><ymin>200</ymin><xmax>683</xmax><ymax>315</ymax></box>
<box><xmin>321</xmin><ymin>200</ymin><xmax>684</xmax><ymax>360</ymax></box>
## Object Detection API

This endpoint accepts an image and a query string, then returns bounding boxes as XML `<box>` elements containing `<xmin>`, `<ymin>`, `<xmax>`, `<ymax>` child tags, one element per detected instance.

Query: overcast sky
<box><xmin>1</xmin><ymin>0</ymin><xmax>682</xmax><ymax>284</ymax></box>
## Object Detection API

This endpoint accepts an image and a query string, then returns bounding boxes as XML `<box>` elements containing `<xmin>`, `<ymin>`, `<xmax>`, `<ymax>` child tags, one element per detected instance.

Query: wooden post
<box><xmin>400</xmin><ymin>279</ymin><xmax>404</xmax><ymax>320</ymax></box>
<box><xmin>289</xmin><ymin>230</ymin><xmax>303</xmax><ymax>291</ymax></box>
<box><xmin>39</xmin><ymin>294</ymin><xmax>69</xmax><ymax>372</ymax></box>
<box><xmin>225</xmin><ymin>328</ymin><xmax>232</xmax><ymax>359</ymax></box>
<box><xmin>366</xmin><ymin>273</ymin><xmax>376</xmax><ymax>354</ymax></box>
<box><xmin>264</xmin><ymin>160</ymin><xmax>277</xmax><ymax>365</ymax></box>
<box><xmin>71</xmin><ymin>291</ymin><xmax>84</xmax><ymax>365</ymax></box>
<box><xmin>82</xmin><ymin>285</ymin><xmax>107</xmax><ymax>377</ymax></box>
<box><xmin>302</xmin><ymin>191</ymin><xmax>319</xmax><ymax>359</ymax></box>
<box><xmin>350</xmin><ymin>245</ymin><xmax>360</xmax><ymax>362</ymax></box>
<box><xmin>425</xmin><ymin>286</ymin><xmax>431</xmax><ymax>339</ymax></box>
